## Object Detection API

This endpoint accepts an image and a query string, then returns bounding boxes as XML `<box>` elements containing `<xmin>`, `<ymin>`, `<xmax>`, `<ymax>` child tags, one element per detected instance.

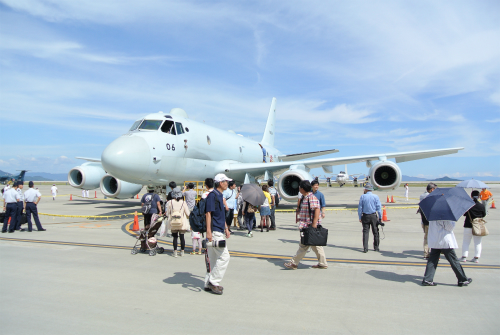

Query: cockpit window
<box><xmin>175</xmin><ymin>122</ymin><xmax>185</xmax><ymax>135</ymax></box>
<box><xmin>129</xmin><ymin>120</ymin><xmax>142</xmax><ymax>131</ymax></box>
<box><xmin>161</xmin><ymin>120</ymin><xmax>176</xmax><ymax>134</ymax></box>
<box><xmin>139</xmin><ymin>120</ymin><xmax>163</xmax><ymax>130</ymax></box>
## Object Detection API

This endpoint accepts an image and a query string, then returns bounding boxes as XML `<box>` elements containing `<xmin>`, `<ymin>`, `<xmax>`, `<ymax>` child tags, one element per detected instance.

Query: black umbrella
<box><xmin>419</xmin><ymin>187</ymin><xmax>474</xmax><ymax>222</ymax></box>
<box><xmin>240</xmin><ymin>183</ymin><xmax>265</xmax><ymax>206</ymax></box>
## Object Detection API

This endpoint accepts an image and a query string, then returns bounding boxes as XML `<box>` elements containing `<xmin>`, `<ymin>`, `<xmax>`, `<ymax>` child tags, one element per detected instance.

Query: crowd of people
<box><xmin>2</xmin><ymin>181</ymin><xmax>46</xmax><ymax>233</ymax></box>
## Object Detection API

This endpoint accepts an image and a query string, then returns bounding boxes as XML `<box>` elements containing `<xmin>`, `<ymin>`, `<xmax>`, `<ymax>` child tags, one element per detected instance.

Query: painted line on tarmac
<box><xmin>120</xmin><ymin>222</ymin><xmax>500</xmax><ymax>269</ymax></box>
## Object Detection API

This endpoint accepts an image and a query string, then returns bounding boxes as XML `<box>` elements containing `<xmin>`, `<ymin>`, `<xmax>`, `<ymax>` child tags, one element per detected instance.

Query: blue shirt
<box><xmin>141</xmin><ymin>193</ymin><xmax>161</xmax><ymax>214</ymax></box>
<box><xmin>205</xmin><ymin>189</ymin><xmax>226</xmax><ymax>232</ymax></box>
<box><xmin>358</xmin><ymin>191</ymin><xmax>382</xmax><ymax>220</ymax></box>
<box><xmin>313</xmin><ymin>190</ymin><xmax>326</xmax><ymax>209</ymax></box>
<box><xmin>223</xmin><ymin>188</ymin><xmax>237</xmax><ymax>209</ymax></box>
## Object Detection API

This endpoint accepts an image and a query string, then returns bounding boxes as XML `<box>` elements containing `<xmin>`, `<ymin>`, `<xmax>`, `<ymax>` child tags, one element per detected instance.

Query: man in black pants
<box><xmin>357</xmin><ymin>183</ymin><xmax>382</xmax><ymax>253</ymax></box>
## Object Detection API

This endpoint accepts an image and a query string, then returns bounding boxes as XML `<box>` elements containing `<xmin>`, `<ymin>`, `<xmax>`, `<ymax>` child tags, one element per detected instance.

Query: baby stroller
<box><xmin>131</xmin><ymin>213</ymin><xmax>166</xmax><ymax>256</ymax></box>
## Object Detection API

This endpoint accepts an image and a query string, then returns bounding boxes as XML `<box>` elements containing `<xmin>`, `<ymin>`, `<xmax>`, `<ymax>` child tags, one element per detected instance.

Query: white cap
<box><xmin>214</xmin><ymin>173</ymin><xmax>232</xmax><ymax>182</ymax></box>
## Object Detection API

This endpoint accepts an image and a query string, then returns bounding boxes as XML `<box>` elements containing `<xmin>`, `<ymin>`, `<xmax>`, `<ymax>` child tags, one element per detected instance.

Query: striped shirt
<box><xmin>298</xmin><ymin>193</ymin><xmax>320</xmax><ymax>229</ymax></box>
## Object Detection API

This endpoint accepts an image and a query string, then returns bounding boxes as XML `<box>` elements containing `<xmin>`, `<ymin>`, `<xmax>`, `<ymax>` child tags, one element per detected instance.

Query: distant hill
<box><xmin>432</xmin><ymin>176</ymin><xmax>463</xmax><ymax>182</ymax></box>
<box><xmin>25</xmin><ymin>172</ymin><xmax>68</xmax><ymax>181</ymax></box>
<box><xmin>402</xmin><ymin>175</ymin><xmax>428</xmax><ymax>181</ymax></box>
<box><xmin>0</xmin><ymin>169</ymin><xmax>12</xmax><ymax>177</ymax></box>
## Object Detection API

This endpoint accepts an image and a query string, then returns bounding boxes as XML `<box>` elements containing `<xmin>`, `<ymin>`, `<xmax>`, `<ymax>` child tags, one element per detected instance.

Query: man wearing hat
<box><xmin>204</xmin><ymin>173</ymin><xmax>231</xmax><ymax>295</ymax></box>
<box><xmin>24</xmin><ymin>181</ymin><xmax>45</xmax><ymax>231</ymax></box>
<box><xmin>357</xmin><ymin>183</ymin><xmax>382</xmax><ymax>253</ymax></box>
<box><xmin>2</xmin><ymin>181</ymin><xmax>20</xmax><ymax>233</ymax></box>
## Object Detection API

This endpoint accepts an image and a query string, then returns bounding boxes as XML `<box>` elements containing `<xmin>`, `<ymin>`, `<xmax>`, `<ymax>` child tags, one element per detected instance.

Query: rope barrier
<box><xmin>274</xmin><ymin>206</ymin><xmax>418</xmax><ymax>213</ymax></box>
<box><xmin>38</xmin><ymin>212</ymin><xmax>138</xmax><ymax>219</ymax></box>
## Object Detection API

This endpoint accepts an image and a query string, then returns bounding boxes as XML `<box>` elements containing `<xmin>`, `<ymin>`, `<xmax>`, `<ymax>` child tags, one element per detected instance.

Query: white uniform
<box><xmin>404</xmin><ymin>185</ymin><xmax>409</xmax><ymax>200</ymax></box>
<box><xmin>85</xmin><ymin>190</ymin><xmax>90</xmax><ymax>198</ymax></box>
<box><xmin>24</xmin><ymin>188</ymin><xmax>42</xmax><ymax>202</ymax></box>
<box><xmin>3</xmin><ymin>188</ymin><xmax>20</xmax><ymax>203</ymax></box>
<box><xmin>51</xmin><ymin>186</ymin><xmax>58</xmax><ymax>199</ymax></box>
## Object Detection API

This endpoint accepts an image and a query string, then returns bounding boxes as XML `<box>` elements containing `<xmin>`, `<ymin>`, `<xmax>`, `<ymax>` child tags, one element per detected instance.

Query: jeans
<box><xmin>462</xmin><ymin>228</ymin><xmax>482</xmax><ymax>258</ymax></box>
<box><xmin>204</xmin><ymin>231</ymin><xmax>230</xmax><ymax>287</ymax></box>
<box><xmin>225</xmin><ymin>208</ymin><xmax>234</xmax><ymax>227</ymax></box>
<box><xmin>269</xmin><ymin>206</ymin><xmax>276</xmax><ymax>228</ymax></box>
<box><xmin>244</xmin><ymin>212</ymin><xmax>255</xmax><ymax>233</ymax></box>
<box><xmin>423</xmin><ymin>248</ymin><xmax>467</xmax><ymax>283</ymax></box>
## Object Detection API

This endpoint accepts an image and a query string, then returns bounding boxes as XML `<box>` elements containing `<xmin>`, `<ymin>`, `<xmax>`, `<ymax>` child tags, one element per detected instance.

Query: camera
<box><xmin>202</xmin><ymin>239</ymin><xmax>226</xmax><ymax>249</ymax></box>
<box><xmin>377</xmin><ymin>220</ymin><xmax>385</xmax><ymax>227</ymax></box>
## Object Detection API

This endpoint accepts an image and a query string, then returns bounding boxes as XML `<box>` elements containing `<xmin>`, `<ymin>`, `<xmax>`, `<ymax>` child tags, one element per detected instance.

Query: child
<box><xmin>190</xmin><ymin>230</ymin><xmax>203</xmax><ymax>254</ymax></box>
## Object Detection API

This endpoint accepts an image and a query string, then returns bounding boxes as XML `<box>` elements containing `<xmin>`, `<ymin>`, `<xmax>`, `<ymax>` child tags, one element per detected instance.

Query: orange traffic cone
<box><xmin>70</xmin><ymin>194</ymin><xmax>73</xmax><ymax>201</ymax></box>
<box><xmin>390</xmin><ymin>195</ymin><xmax>395</xmax><ymax>203</ymax></box>
<box><xmin>8</xmin><ymin>217</ymin><xmax>11</xmax><ymax>225</ymax></box>
<box><xmin>491</xmin><ymin>201</ymin><xmax>496</xmax><ymax>209</ymax></box>
<box><xmin>382</xmin><ymin>206</ymin><xmax>389</xmax><ymax>221</ymax></box>
<box><xmin>95</xmin><ymin>191</ymin><xmax>97</xmax><ymax>198</ymax></box>
<box><xmin>386</xmin><ymin>195</ymin><xmax>390</xmax><ymax>203</ymax></box>
<box><xmin>132</xmin><ymin>211</ymin><xmax>139</xmax><ymax>231</ymax></box>
<box><xmin>136</xmin><ymin>194</ymin><xmax>139</xmax><ymax>199</ymax></box>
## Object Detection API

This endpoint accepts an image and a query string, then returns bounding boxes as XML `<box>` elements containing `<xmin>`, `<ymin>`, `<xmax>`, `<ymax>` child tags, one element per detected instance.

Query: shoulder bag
<box><xmin>468</xmin><ymin>212</ymin><xmax>488</xmax><ymax>236</ymax></box>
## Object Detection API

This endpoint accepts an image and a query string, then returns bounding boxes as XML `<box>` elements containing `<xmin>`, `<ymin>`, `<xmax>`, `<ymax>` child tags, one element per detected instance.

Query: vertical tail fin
<box><xmin>261</xmin><ymin>97</ymin><xmax>276</xmax><ymax>147</ymax></box>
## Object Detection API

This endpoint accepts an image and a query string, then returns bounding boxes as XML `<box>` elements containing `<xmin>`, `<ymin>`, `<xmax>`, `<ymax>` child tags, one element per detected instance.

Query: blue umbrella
<box><xmin>455</xmin><ymin>179</ymin><xmax>489</xmax><ymax>189</ymax></box>
<box><xmin>419</xmin><ymin>187</ymin><xmax>474</xmax><ymax>222</ymax></box>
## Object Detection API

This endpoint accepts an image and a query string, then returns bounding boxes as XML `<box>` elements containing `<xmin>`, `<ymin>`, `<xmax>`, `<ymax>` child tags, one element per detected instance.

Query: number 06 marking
<box><xmin>166</xmin><ymin>143</ymin><xmax>176</xmax><ymax>151</ymax></box>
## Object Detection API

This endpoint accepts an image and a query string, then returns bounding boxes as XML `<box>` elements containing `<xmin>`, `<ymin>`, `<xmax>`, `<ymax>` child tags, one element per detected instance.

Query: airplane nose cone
<box><xmin>101</xmin><ymin>136</ymin><xmax>151</xmax><ymax>180</ymax></box>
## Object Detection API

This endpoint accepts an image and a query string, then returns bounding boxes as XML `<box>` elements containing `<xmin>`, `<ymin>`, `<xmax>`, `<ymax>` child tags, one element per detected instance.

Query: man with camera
<box><xmin>204</xmin><ymin>173</ymin><xmax>231</xmax><ymax>295</ymax></box>
<box><xmin>285</xmin><ymin>180</ymin><xmax>327</xmax><ymax>270</ymax></box>
<box><xmin>357</xmin><ymin>183</ymin><xmax>383</xmax><ymax>253</ymax></box>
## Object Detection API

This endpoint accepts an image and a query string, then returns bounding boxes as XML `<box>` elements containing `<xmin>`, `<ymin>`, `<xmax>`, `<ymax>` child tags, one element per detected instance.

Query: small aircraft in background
<box><xmin>326</xmin><ymin>165</ymin><xmax>365</xmax><ymax>187</ymax></box>
<box><xmin>0</xmin><ymin>170</ymin><xmax>28</xmax><ymax>185</ymax></box>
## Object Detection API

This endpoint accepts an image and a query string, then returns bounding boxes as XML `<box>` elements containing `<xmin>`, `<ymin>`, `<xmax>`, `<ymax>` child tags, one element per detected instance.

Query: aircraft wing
<box><xmin>225</xmin><ymin>147</ymin><xmax>464</xmax><ymax>175</ymax></box>
<box><xmin>76</xmin><ymin>157</ymin><xmax>102</xmax><ymax>162</ymax></box>
<box><xmin>278</xmin><ymin>149</ymin><xmax>339</xmax><ymax>161</ymax></box>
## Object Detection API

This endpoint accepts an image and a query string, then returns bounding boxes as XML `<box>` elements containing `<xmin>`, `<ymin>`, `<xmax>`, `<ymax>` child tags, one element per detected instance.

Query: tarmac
<box><xmin>1</xmin><ymin>183</ymin><xmax>499</xmax><ymax>334</ymax></box>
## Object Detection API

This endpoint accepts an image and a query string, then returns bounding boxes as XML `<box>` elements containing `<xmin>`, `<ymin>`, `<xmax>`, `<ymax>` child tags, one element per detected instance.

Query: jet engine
<box><xmin>100</xmin><ymin>174</ymin><xmax>143</xmax><ymax>199</ymax></box>
<box><xmin>68</xmin><ymin>162</ymin><xmax>106</xmax><ymax>190</ymax></box>
<box><xmin>277</xmin><ymin>168</ymin><xmax>313</xmax><ymax>202</ymax></box>
<box><xmin>368</xmin><ymin>160</ymin><xmax>402</xmax><ymax>190</ymax></box>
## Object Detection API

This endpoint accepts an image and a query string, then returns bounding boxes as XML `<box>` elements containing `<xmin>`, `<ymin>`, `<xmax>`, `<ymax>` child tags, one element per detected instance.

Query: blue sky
<box><xmin>1</xmin><ymin>0</ymin><xmax>499</xmax><ymax>179</ymax></box>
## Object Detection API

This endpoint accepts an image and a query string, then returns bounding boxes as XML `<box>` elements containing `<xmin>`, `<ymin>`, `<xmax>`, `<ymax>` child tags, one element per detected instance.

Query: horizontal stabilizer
<box><xmin>279</xmin><ymin>149</ymin><xmax>339</xmax><ymax>162</ymax></box>
<box><xmin>76</xmin><ymin>157</ymin><xmax>102</xmax><ymax>163</ymax></box>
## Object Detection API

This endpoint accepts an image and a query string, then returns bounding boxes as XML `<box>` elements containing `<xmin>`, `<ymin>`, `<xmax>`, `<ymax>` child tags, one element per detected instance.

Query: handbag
<box><xmin>301</xmin><ymin>225</ymin><xmax>328</xmax><ymax>246</ymax></box>
<box><xmin>468</xmin><ymin>212</ymin><xmax>488</xmax><ymax>236</ymax></box>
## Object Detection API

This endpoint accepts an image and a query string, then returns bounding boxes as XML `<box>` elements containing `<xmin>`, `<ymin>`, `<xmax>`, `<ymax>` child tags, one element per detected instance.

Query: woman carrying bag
<box><xmin>460</xmin><ymin>190</ymin><xmax>487</xmax><ymax>263</ymax></box>
<box><xmin>166</xmin><ymin>187</ymin><xmax>191</xmax><ymax>257</ymax></box>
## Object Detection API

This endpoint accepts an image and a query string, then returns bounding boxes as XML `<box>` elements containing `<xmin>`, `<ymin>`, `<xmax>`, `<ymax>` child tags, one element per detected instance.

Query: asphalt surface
<box><xmin>1</xmin><ymin>184</ymin><xmax>499</xmax><ymax>334</ymax></box>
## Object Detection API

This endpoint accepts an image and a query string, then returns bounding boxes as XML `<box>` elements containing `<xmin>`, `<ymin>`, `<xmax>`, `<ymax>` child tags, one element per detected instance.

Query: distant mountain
<box><xmin>432</xmin><ymin>176</ymin><xmax>463</xmax><ymax>182</ymax></box>
<box><xmin>0</xmin><ymin>170</ymin><xmax>12</xmax><ymax>177</ymax></box>
<box><xmin>402</xmin><ymin>175</ymin><xmax>428</xmax><ymax>181</ymax></box>
<box><xmin>26</xmin><ymin>172</ymin><xmax>68</xmax><ymax>181</ymax></box>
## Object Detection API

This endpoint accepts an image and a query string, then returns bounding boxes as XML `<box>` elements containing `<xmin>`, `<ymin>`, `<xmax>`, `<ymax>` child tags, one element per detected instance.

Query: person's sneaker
<box><xmin>458</xmin><ymin>278</ymin><xmax>473</xmax><ymax>287</ymax></box>
<box><xmin>197</xmin><ymin>251</ymin><xmax>203</xmax><ymax>255</ymax></box>
<box><xmin>471</xmin><ymin>257</ymin><xmax>479</xmax><ymax>263</ymax></box>
<box><xmin>190</xmin><ymin>251</ymin><xmax>197</xmax><ymax>255</ymax></box>
<box><xmin>250</xmin><ymin>232</ymin><xmax>253</xmax><ymax>237</ymax></box>
<box><xmin>173</xmin><ymin>251</ymin><xmax>178</xmax><ymax>258</ymax></box>
<box><xmin>207</xmin><ymin>282</ymin><xmax>223</xmax><ymax>295</ymax></box>
<box><xmin>179</xmin><ymin>250</ymin><xmax>184</xmax><ymax>257</ymax></box>
<box><xmin>311</xmin><ymin>264</ymin><xmax>328</xmax><ymax>269</ymax></box>
<box><xmin>421</xmin><ymin>280</ymin><xmax>437</xmax><ymax>286</ymax></box>
<box><xmin>460</xmin><ymin>256</ymin><xmax>467</xmax><ymax>262</ymax></box>
<box><xmin>284</xmin><ymin>261</ymin><xmax>298</xmax><ymax>270</ymax></box>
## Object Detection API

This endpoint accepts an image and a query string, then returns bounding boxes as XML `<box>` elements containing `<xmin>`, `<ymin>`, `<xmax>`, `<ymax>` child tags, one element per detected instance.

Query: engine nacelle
<box><xmin>68</xmin><ymin>162</ymin><xmax>106</xmax><ymax>190</ymax></box>
<box><xmin>369</xmin><ymin>160</ymin><xmax>402</xmax><ymax>190</ymax></box>
<box><xmin>100</xmin><ymin>175</ymin><xmax>143</xmax><ymax>199</ymax></box>
<box><xmin>278</xmin><ymin>168</ymin><xmax>313</xmax><ymax>202</ymax></box>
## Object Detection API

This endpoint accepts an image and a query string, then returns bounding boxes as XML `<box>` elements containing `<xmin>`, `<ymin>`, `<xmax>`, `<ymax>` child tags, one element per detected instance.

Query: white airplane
<box><xmin>327</xmin><ymin>165</ymin><xmax>365</xmax><ymax>187</ymax></box>
<box><xmin>68</xmin><ymin>98</ymin><xmax>463</xmax><ymax>202</ymax></box>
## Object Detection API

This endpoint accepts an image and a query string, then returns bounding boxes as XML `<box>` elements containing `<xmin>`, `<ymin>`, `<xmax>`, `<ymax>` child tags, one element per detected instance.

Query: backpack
<box><xmin>189</xmin><ymin>198</ymin><xmax>207</xmax><ymax>233</ymax></box>
<box><xmin>170</xmin><ymin>201</ymin><xmax>185</xmax><ymax>230</ymax></box>
<box><xmin>141</xmin><ymin>194</ymin><xmax>153</xmax><ymax>214</ymax></box>
<box><xmin>273</xmin><ymin>190</ymin><xmax>280</xmax><ymax>207</ymax></box>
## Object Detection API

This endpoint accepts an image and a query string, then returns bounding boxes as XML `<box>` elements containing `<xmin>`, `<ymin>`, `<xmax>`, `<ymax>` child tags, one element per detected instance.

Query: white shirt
<box><xmin>24</xmin><ymin>188</ymin><xmax>42</xmax><ymax>202</ymax></box>
<box><xmin>16</xmin><ymin>188</ymin><xmax>24</xmax><ymax>202</ymax></box>
<box><xmin>51</xmin><ymin>186</ymin><xmax>58</xmax><ymax>194</ymax></box>
<box><xmin>3</xmin><ymin>188</ymin><xmax>20</xmax><ymax>203</ymax></box>
<box><xmin>427</xmin><ymin>220</ymin><xmax>458</xmax><ymax>249</ymax></box>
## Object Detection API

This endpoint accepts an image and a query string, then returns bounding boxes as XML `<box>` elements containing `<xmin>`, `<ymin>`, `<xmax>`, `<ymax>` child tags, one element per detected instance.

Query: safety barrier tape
<box><xmin>393</xmin><ymin>195</ymin><xmax>420</xmax><ymax>200</ymax></box>
<box><xmin>274</xmin><ymin>206</ymin><xmax>418</xmax><ymax>213</ymax></box>
<box><xmin>38</xmin><ymin>212</ymin><xmax>139</xmax><ymax>219</ymax></box>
